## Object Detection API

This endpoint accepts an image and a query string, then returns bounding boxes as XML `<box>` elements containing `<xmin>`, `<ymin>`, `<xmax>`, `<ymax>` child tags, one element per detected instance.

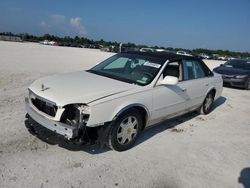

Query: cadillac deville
<box><xmin>25</xmin><ymin>51</ymin><xmax>223</xmax><ymax>151</ymax></box>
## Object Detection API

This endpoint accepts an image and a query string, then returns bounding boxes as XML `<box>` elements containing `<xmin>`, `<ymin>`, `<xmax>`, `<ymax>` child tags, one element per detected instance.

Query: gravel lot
<box><xmin>0</xmin><ymin>41</ymin><xmax>249</xmax><ymax>188</ymax></box>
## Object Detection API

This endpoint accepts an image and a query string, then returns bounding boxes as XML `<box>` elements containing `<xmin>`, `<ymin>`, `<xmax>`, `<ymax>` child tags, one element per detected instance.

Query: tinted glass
<box><xmin>88</xmin><ymin>54</ymin><xmax>164</xmax><ymax>86</ymax></box>
<box><xmin>183</xmin><ymin>60</ymin><xmax>206</xmax><ymax>80</ymax></box>
<box><xmin>224</xmin><ymin>60</ymin><xmax>250</xmax><ymax>70</ymax></box>
<box><xmin>163</xmin><ymin>61</ymin><xmax>183</xmax><ymax>81</ymax></box>
<box><xmin>199</xmin><ymin>60</ymin><xmax>214</xmax><ymax>76</ymax></box>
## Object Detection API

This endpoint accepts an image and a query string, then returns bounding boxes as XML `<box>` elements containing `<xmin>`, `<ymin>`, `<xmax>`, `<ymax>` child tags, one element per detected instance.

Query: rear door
<box><xmin>180</xmin><ymin>59</ymin><xmax>208</xmax><ymax>110</ymax></box>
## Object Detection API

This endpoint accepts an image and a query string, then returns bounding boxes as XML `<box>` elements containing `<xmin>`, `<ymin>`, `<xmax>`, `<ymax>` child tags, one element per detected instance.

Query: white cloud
<box><xmin>69</xmin><ymin>17</ymin><xmax>81</xmax><ymax>27</ymax></box>
<box><xmin>39</xmin><ymin>15</ymin><xmax>87</xmax><ymax>36</ymax></box>
<box><xmin>69</xmin><ymin>17</ymin><xmax>87</xmax><ymax>35</ymax></box>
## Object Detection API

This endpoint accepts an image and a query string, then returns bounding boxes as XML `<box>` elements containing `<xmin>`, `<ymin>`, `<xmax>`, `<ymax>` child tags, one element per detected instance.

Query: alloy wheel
<box><xmin>204</xmin><ymin>93</ymin><xmax>213</xmax><ymax>111</ymax></box>
<box><xmin>117</xmin><ymin>116</ymin><xmax>138</xmax><ymax>145</ymax></box>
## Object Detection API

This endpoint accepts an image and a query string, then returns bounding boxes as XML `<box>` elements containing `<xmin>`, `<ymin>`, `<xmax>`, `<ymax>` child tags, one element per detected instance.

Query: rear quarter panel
<box><xmin>210</xmin><ymin>73</ymin><xmax>223</xmax><ymax>100</ymax></box>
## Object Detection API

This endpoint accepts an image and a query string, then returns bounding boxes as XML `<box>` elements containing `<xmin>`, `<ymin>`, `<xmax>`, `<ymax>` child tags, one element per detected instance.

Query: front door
<box><xmin>151</xmin><ymin>61</ymin><xmax>188</xmax><ymax>123</ymax></box>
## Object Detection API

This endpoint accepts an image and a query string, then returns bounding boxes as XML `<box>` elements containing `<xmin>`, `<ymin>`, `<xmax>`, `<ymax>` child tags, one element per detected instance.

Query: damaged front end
<box><xmin>60</xmin><ymin>104</ymin><xmax>97</xmax><ymax>144</ymax></box>
<box><xmin>25</xmin><ymin>97</ymin><xmax>107</xmax><ymax>145</ymax></box>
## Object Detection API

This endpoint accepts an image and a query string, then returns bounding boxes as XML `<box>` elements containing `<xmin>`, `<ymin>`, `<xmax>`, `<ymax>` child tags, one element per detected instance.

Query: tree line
<box><xmin>1</xmin><ymin>32</ymin><xmax>249</xmax><ymax>58</ymax></box>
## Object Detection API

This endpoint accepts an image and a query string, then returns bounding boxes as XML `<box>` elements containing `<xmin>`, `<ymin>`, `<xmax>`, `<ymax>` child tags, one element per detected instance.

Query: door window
<box><xmin>183</xmin><ymin>60</ymin><xmax>206</xmax><ymax>80</ymax></box>
<box><xmin>163</xmin><ymin>61</ymin><xmax>183</xmax><ymax>81</ymax></box>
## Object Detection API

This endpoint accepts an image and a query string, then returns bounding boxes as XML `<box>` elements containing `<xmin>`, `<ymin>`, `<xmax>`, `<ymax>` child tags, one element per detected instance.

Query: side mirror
<box><xmin>158</xmin><ymin>76</ymin><xmax>179</xmax><ymax>86</ymax></box>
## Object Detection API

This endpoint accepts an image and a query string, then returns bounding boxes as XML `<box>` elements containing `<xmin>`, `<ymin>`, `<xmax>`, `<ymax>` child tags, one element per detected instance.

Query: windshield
<box><xmin>224</xmin><ymin>59</ymin><xmax>250</xmax><ymax>70</ymax></box>
<box><xmin>88</xmin><ymin>53</ymin><xmax>164</xmax><ymax>86</ymax></box>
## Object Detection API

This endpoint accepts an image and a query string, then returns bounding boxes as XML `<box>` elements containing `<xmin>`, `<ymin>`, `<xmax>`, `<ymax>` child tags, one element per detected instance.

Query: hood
<box><xmin>213</xmin><ymin>66</ymin><xmax>250</xmax><ymax>75</ymax></box>
<box><xmin>29</xmin><ymin>71</ymin><xmax>138</xmax><ymax>106</ymax></box>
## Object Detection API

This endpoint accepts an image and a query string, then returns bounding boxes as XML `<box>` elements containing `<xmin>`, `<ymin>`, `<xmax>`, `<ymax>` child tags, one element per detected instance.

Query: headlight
<box><xmin>29</xmin><ymin>90</ymin><xmax>36</xmax><ymax>100</ymax></box>
<box><xmin>76</xmin><ymin>104</ymin><xmax>90</xmax><ymax>124</ymax></box>
<box><xmin>77</xmin><ymin>104</ymin><xmax>91</xmax><ymax>114</ymax></box>
<box><xmin>77</xmin><ymin>105</ymin><xmax>90</xmax><ymax>114</ymax></box>
<box><xmin>61</xmin><ymin>104</ymin><xmax>90</xmax><ymax>126</ymax></box>
<box><xmin>235</xmin><ymin>75</ymin><xmax>248</xmax><ymax>79</ymax></box>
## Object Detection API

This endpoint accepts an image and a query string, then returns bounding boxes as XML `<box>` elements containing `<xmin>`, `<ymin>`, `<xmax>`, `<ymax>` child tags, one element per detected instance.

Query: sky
<box><xmin>0</xmin><ymin>0</ymin><xmax>249</xmax><ymax>52</ymax></box>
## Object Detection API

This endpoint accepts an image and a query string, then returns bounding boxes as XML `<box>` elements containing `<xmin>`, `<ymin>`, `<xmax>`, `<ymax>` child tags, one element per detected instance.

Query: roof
<box><xmin>123</xmin><ymin>51</ymin><xmax>201</xmax><ymax>62</ymax></box>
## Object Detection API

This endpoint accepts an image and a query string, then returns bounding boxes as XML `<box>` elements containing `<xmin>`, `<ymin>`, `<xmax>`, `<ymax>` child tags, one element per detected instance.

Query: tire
<box><xmin>199</xmin><ymin>91</ymin><xmax>215</xmax><ymax>115</ymax></box>
<box><xmin>108</xmin><ymin>109</ymin><xmax>142</xmax><ymax>151</ymax></box>
<box><xmin>245</xmin><ymin>79</ymin><xmax>250</xmax><ymax>90</ymax></box>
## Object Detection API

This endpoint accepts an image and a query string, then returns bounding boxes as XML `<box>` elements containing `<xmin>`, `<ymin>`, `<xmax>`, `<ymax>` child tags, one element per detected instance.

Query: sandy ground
<box><xmin>0</xmin><ymin>41</ymin><xmax>249</xmax><ymax>188</ymax></box>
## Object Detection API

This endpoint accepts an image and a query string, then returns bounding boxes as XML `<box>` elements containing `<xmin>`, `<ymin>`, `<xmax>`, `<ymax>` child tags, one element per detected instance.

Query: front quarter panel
<box><xmin>86</xmin><ymin>88</ymin><xmax>153</xmax><ymax>127</ymax></box>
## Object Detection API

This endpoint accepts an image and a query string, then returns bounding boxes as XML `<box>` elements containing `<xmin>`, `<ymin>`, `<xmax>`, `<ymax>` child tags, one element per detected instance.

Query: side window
<box><xmin>194</xmin><ymin>61</ymin><xmax>206</xmax><ymax>78</ymax></box>
<box><xmin>163</xmin><ymin>61</ymin><xmax>183</xmax><ymax>81</ymax></box>
<box><xmin>199</xmin><ymin>60</ymin><xmax>214</xmax><ymax>76</ymax></box>
<box><xmin>183</xmin><ymin>60</ymin><xmax>206</xmax><ymax>80</ymax></box>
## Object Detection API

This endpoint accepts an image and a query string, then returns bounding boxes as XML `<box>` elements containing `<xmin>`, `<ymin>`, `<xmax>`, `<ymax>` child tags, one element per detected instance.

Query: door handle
<box><xmin>182</xmin><ymin>88</ymin><xmax>187</xmax><ymax>92</ymax></box>
<box><xmin>205</xmin><ymin>83</ymin><xmax>209</xmax><ymax>86</ymax></box>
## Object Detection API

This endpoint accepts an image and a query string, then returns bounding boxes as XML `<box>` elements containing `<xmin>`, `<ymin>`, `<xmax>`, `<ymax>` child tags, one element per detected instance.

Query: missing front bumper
<box><xmin>25</xmin><ymin>97</ymin><xmax>77</xmax><ymax>139</ymax></box>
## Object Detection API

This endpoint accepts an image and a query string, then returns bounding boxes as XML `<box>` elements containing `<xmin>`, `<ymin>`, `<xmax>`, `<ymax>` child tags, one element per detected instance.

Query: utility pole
<box><xmin>119</xmin><ymin>43</ymin><xmax>123</xmax><ymax>53</ymax></box>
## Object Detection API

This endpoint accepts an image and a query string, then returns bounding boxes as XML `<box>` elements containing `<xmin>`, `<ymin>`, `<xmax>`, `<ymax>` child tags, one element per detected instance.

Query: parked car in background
<box><xmin>227</xmin><ymin>57</ymin><xmax>236</xmax><ymax>60</ymax></box>
<box><xmin>176</xmin><ymin>51</ymin><xmax>193</xmax><ymax>57</ymax></box>
<box><xmin>140</xmin><ymin>48</ymin><xmax>154</xmax><ymax>52</ymax></box>
<box><xmin>199</xmin><ymin>53</ymin><xmax>212</xmax><ymax>59</ymax></box>
<box><xmin>70</xmin><ymin>43</ymin><xmax>82</xmax><ymax>48</ymax></box>
<box><xmin>126</xmin><ymin>47</ymin><xmax>140</xmax><ymax>52</ymax></box>
<box><xmin>100</xmin><ymin>46</ymin><xmax>111</xmax><ymax>52</ymax></box>
<box><xmin>217</xmin><ymin>56</ymin><xmax>228</xmax><ymax>61</ymax></box>
<box><xmin>63</xmin><ymin>42</ymin><xmax>72</xmax><ymax>47</ymax></box>
<box><xmin>213</xmin><ymin>59</ymin><xmax>250</xmax><ymax>89</ymax></box>
<box><xmin>40</xmin><ymin>40</ymin><xmax>56</xmax><ymax>45</ymax></box>
<box><xmin>25</xmin><ymin>51</ymin><xmax>223</xmax><ymax>151</ymax></box>
<box><xmin>87</xmin><ymin>44</ymin><xmax>100</xmax><ymax>49</ymax></box>
<box><xmin>39</xmin><ymin>40</ymin><xmax>49</xmax><ymax>45</ymax></box>
<box><xmin>155</xmin><ymin>49</ymin><xmax>174</xmax><ymax>53</ymax></box>
<box><xmin>211</xmin><ymin>54</ymin><xmax>219</xmax><ymax>60</ymax></box>
<box><xmin>100</xmin><ymin>46</ymin><xmax>120</xmax><ymax>53</ymax></box>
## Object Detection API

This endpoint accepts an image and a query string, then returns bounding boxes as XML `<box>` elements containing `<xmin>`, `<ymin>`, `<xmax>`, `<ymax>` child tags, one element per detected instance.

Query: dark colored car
<box><xmin>213</xmin><ymin>59</ymin><xmax>250</xmax><ymax>89</ymax></box>
<box><xmin>70</xmin><ymin>43</ymin><xmax>82</xmax><ymax>48</ymax></box>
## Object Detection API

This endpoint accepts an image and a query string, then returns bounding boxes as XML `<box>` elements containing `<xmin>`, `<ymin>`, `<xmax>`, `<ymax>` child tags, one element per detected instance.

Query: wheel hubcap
<box><xmin>117</xmin><ymin>116</ymin><xmax>138</xmax><ymax>145</ymax></box>
<box><xmin>205</xmin><ymin>94</ymin><xmax>213</xmax><ymax>111</ymax></box>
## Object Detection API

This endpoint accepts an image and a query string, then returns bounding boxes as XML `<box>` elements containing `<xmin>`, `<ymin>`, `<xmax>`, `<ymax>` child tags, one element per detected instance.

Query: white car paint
<box><xmin>199</xmin><ymin>53</ymin><xmax>211</xmax><ymax>59</ymax></box>
<box><xmin>29</xmin><ymin>71</ymin><xmax>138</xmax><ymax>106</ymax></box>
<box><xmin>218</xmin><ymin>56</ymin><xmax>227</xmax><ymax>61</ymax></box>
<box><xmin>176</xmin><ymin>51</ymin><xmax>193</xmax><ymax>57</ymax></box>
<box><xmin>26</xmin><ymin>57</ymin><xmax>223</xmax><ymax>139</ymax></box>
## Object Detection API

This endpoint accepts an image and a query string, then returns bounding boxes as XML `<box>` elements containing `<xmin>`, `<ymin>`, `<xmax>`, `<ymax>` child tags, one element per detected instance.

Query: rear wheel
<box><xmin>108</xmin><ymin>109</ymin><xmax>142</xmax><ymax>151</ymax></box>
<box><xmin>245</xmin><ymin>79</ymin><xmax>250</xmax><ymax>90</ymax></box>
<box><xmin>199</xmin><ymin>91</ymin><xmax>215</xmax><ymax>115</ymax></box>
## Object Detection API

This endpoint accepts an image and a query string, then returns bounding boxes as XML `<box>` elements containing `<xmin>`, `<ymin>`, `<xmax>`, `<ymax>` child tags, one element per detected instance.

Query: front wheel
<box><xmin>108</xmin><ymin>109</ymin><xmax>142</xmax><ymax>151</ymax></box>
<box><xmin>199</xmin><ymin>91</ymin><xmax>215</xmax><ymax>115</ymax></box>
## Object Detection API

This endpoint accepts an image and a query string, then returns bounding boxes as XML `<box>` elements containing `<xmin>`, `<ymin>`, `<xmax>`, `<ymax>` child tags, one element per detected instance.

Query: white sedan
<box><xmin>25</xmin><ymin>51</ymin><xmax>223</xmax><ymax>151</ymax></box>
